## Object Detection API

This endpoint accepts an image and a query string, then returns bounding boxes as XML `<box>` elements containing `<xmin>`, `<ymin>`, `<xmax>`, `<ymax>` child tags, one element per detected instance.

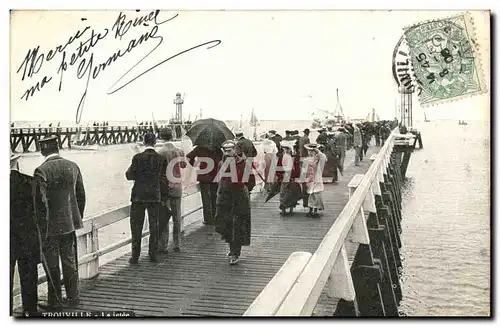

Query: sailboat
<box><xmin>366</xmin><ymin>108</ymin><xmax>380</xmax><ymax>122</ymax></box>
<box><xmin>424</xmin><ymin>112</ymin><xmax>430</xmax><ymax>122</ymax></box>
<box><xmin>249</xmin><ymin>108</ymin><xmax>260</xmax><ymax>141</ymax></box>
<box><xmin>332</xmin><ymin>88</ymin><xmax>345</xmax><ymax>124</ymax></box>
<box><xmin>310</xmin><ymin>88</ymin><xmax>345</xmax><ymax>129</ymax></box>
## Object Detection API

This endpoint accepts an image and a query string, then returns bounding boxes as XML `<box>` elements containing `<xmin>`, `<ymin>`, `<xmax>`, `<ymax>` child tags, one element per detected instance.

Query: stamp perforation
<box><xmin>402</xmin><ymin>11</ymin><xmax>488</xmax><ymax>107</ymax></box>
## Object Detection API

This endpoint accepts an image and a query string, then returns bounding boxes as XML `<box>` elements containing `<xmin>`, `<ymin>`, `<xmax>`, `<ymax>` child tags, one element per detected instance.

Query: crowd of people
<box><xmin>10</xmin><ymin>118</ymin><xmax>398</xmax><ymax>315</ymax></box>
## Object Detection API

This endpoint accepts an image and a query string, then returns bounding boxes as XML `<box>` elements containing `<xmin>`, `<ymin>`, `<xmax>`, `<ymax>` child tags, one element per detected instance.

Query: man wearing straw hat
<box><xmin>10</xmin><ymin>152</ymin><xmax>39</xmax><ymax>315</ymax></box>
<box><xmin>33</xmin><ymin>136</ymin><xmax>86</xmax><ymax>310</ymax></box>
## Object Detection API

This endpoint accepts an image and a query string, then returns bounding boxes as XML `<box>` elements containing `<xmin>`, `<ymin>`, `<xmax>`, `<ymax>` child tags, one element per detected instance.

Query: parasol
<box><xmin>185</xmin><ymin>118</ymin><xmax>234</xmax><ymax>149</ymax></box>
<box><xmin>264</xmin><ymin>180</ymin><xmax>282</xmax><ymax>203</ymax></box>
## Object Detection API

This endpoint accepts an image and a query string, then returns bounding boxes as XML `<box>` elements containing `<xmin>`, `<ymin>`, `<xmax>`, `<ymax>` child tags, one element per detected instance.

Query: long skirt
<box><xmin>279</xmin><ymin>181</ymin><xmax>302</xmax><ymax>210</ymax></box>
<box><xmin>308</xmin><ymin>192</ymin><xmax>324</xmax><ymax>210</ymax></box>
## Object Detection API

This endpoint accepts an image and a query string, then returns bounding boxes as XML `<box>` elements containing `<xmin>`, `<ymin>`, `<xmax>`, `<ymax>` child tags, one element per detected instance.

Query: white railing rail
<box><xmin>246</xmin><ymin>128</ymin><xmax>404</xmax><ymax>316</ymax></box>
<box><xmin>13</xmin><ymin>174</ymin><xmax>267</xmax><ymax>298</ymax></box>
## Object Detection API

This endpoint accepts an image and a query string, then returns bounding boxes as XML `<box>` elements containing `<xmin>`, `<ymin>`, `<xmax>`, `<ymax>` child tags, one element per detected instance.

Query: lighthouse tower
<box><xmin>173</xmin><ymin>92</ymin><xmax>184</xmax><ymax>123</ymax></box>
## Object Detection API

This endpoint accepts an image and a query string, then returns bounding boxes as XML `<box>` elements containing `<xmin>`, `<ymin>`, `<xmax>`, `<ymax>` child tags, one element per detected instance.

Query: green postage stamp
<box><xmin>403</xmin><ymin>13</ymin><xmax>487</xmax><ymax>106</ymax></box>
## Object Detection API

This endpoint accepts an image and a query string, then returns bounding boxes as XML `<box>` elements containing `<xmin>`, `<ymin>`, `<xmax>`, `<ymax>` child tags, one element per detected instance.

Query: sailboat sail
<box><xmin>250</xmin><ymin>108</ymin><xmax>259</xmax><ymax>127</ymax></box>
<box><xmin>334</xmin><ymin>88</ymin><xmax>344</xmax><ymax>122</ymax></box>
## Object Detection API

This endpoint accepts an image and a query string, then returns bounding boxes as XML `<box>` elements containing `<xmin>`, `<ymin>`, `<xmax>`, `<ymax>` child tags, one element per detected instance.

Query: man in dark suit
<box><xmin>316</xmin><ymin>128</ymin><xmax>328</xmax><ymax>148</ymax></box>
<box><xmin>235</xmin><ymin>130</ymin><xmax>258</xmax><ymax>192</ymax></box>
<box><xmin>298</xmin><ymin>129</ymin><xmax>310</xmax><ymax>158</ymax></box>
<box><xmin>126</xmin><ymin>132</ymin><xmax>167</xmax><ymax>264</ymax></box>
<box><xmin>33</xmin><ymin>136</ymin><xmax>86</xmax><ymax>310</ymax></box>
<box><xmin>10</xmin><ymin>152</ymin><xmax>40</xmax><ymax>315</ymax></box>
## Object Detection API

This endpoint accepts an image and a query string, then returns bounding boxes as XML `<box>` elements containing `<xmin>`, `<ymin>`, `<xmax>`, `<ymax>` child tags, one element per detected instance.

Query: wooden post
<box><xmin>329</xmin><ymin>246</ymin><xmax>359</xmax><ymax>316</ymax></box>
<box><xmin>343</xmin><ymin>174</ymin><xmax>385</xmax><ymax>316</ymax></box>
<box><xmin>77</xmin><ymin>224</ymin><xmax>100</xmax><ymax>279</ymax></box>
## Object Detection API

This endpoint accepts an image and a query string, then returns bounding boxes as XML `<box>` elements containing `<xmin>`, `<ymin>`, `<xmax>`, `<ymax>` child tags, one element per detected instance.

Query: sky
<box><xmin>9</xmin><ymin>10</ymin><xmax>490</xmax><ymax>123</ymax></box>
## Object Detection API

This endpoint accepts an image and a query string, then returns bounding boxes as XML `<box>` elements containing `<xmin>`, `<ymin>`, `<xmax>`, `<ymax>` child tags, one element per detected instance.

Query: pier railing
<box><xmin>13</xmin><ymin>173</ymin><xmax>267</xmax><ymax>299</ymax></box>
<box><xmin>245</xmin><ymin>128</ymin><xmax>412</xmax><ymax>316</ymax></box>
<box><xmin>12</xmin><ymin>183</ymin><xmax>202</xmax><ymax>297</ymax></box>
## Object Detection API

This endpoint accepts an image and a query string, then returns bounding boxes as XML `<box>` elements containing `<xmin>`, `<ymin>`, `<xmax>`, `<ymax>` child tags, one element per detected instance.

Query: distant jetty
<box><xmin>10</xmin><ymin>123</ymin><xmax>192</xmax><ymax>153</ymax></box>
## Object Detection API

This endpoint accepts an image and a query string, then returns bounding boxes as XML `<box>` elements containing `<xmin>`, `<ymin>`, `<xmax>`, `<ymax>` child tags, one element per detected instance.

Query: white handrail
<box><xmin>270</xmin><ymin>129</ymin><xmax>399</xmax><ymax>316</ymax></box>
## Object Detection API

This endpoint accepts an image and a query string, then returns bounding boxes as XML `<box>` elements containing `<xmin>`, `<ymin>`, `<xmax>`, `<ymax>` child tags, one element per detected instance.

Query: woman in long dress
<box><xmin>215</xmin><ymin>140</ymin><xmax>251</xmax><ymax>265</ymax></box>
<box><xmin>278</xmin><ymin>141</ymin><xmax>302</xmax><ymax>215</ymax></box>
<box><xmin>304</xmin><ymin>143</ymin><xmax>327</xmax><ymax>217</ymax></box>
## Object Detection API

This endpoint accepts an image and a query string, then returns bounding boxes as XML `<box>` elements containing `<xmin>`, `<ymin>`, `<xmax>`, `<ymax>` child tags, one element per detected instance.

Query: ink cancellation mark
<box><xmin>403</xmin><ymin>13</ymin><xmax>487</xmax><ymax>106</ymax></box>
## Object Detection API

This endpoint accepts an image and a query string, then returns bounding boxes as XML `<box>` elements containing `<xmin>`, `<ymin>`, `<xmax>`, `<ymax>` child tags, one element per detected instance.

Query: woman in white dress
<box><xmin>303</xmin><ymin>143</ymin><xmax>328</xmax><ymax>217</ymax></box>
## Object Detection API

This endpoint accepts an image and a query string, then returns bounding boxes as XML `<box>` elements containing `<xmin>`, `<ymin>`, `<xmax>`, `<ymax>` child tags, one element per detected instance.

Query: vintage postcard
<box><xmin>9</xmin><ymin>9</ymin><xmax>490</xmax><ymax>318</ymax></box>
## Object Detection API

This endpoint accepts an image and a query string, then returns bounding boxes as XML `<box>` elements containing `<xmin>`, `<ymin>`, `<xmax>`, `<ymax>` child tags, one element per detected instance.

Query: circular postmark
<box><xmin>392</xmin><ymin>35</ymin><xmax>416</xmax><ymax>93</ymax></box>
<box><xmin>404</xmin><ymin>18</ymin><xmax>477</xmax><ymax>101</ymax></box>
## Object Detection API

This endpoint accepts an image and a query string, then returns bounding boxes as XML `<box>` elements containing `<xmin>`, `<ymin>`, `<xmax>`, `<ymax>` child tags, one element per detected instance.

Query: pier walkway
<box><xmin>69</xmin><ymin>150</ymin><xmax>374</xmax><ymax>317</ymax></box>
<box><xmin>14</xmin><ymin>130</ymin><xmax>415</xmax><ymax>316</ymax></box>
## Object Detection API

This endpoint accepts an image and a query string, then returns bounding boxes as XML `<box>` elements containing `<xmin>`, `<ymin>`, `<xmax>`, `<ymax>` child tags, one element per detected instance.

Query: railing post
<box><xmin>77</xmin><ymin>223</ymin><xmax>99</xmax><ymax>279</ymax></box>
<box><xmin>328</xmin><ymin>245</ymin><xmax>359</xmax><ymax>316</ymax></box>
<box><xmin>344</xmin><ymin>174</ymin><xmax>385</xmax><ymax>316</ymax></box>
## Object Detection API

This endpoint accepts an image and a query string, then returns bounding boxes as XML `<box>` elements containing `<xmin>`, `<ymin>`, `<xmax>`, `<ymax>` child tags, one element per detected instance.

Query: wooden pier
<box><xmin>10</xmin><ymin>124</ymin><xmax>192</xmax><ymax>153</ymax></box>
<box><xmin>13</xmin><ymin>130</ymin><xmax>416</xmax><ymax>317</ymax></box>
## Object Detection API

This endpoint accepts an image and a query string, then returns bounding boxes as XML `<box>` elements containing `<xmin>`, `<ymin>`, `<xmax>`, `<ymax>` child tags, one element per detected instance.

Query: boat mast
<box><xmin>334</xmin><ymin>88</ymin><xmax>344</xmax><ymax>123</ymax></box>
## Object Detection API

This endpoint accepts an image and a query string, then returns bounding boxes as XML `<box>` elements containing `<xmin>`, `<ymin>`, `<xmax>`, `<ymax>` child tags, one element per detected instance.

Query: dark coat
<box><xmin>215</xmin><ymin>158</ymin><xmax>251</xmax><ymax>246</ymax></box>
<box><xmin>235</xmin><ymin>137</ymin><xmax>257</xmax><ymax>191</ymax></box>
<box><xmin>126</xmin><ymin>148</ymin><xmax>168</xmax><ymax>203</ymax></box>
<box><xmin>10</xmin><ymin>170</ymin><xmax>40</xmax><ymax>261</ymax></box>
<box><xmin>316</xmin><ymin>133</ymin><xmax>328</xmax><ymax>146</ymax></box>
<box><xmin>323</xmin><ymin>138</ymin><xmax>340</xmax><ymax>177</ymax></box>
<box><xmin>236</xmin><ymin>137</ymin><xmax>257</xmax><ymax>158</ymax></box>
<box><xmin>33</xmin><ymin>155</ymin><xmax>86</xmax><ymax>237</ymax></box>
<box><xmin>298</xmin><ymin>135</ymin><xmax>310</xmax><ymax>157</ymax></box>
<box><xmin>186</xmin><ymin>146</ymin><xmax>223</xmax><ymax>183</ymax></box>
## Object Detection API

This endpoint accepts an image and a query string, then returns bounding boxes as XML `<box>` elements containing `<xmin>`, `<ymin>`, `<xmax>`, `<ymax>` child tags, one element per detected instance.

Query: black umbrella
<box><xmin>264</xmin><ymin>180</ymin><xmax>282</xmax><ymax>203</ymax></box>
<box><xmin>185</xmin><ymin>118</ymin><xmax>234</xmax><ymax>149</ymax></box>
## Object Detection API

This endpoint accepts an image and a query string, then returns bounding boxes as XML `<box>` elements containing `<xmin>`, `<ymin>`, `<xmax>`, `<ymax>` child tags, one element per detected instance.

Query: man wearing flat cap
<box><xmin>10</xmin><ymin>152</ymin><xmax>39</xmax><ymax>315</ymax></box>
<box><xmin>33</xmin><ymin>136</ymin><xmax>86</xmax><ymax>310</ymax></box>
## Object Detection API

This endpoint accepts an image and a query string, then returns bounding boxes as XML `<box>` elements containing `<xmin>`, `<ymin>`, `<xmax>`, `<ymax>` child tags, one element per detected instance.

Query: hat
<box><xmin>235</xmin><ymin>129</ymin><xmax>244</xmax><ymax>137</ymax></box>
<box><xmin>159</xmin><ymin>128</ymin><xmax>173</xmax><ymax>140</ymax></box>
<box><xmin>303</xmin><ymin>128</ymin><xmax>310</xmax><ymax>134</ymax></box>
<box><xmin>38</xmin><ymin>136</ymin><xmax>58</xmax><ymax>149</ymax></box>
<box><xmin>262</xmin><ymin>139</ymin><xmax>275</xmax><ymax>147</ymax></box>
<box><xmin>222</xmin><ymin>140</ymin><xmax>236</xmax><ymax>149</ymax></box>
<box><xmin>268</xmin><ymin>129</ymin><xmax>276</xmax><ymax>135</ymax></box>
<box><xmin>304</xmin><ymin>143</ymin><xmax>318</xmax><ymax>150</ymax></box>
<box><xmin>285</xmin><ymin>130</ymin><xmax>291</xmax><ymax>134</ymax></box>
<box><xmin>280</xmin><ymin>141</ymin><xmax>293</xmax><ymax>149</ymax></box>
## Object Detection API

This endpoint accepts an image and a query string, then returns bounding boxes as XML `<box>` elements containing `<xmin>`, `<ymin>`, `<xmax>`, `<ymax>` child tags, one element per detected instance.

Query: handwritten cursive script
<box><xmin>16</xmin><ymin>10</ymin><xmax>222</xmax><ymax>124</ymax></box>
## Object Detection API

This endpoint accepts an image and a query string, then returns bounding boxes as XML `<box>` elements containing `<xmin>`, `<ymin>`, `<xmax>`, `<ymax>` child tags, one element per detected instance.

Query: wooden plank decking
<box><xmin>33</xmin><ymin>147</ymin><xmax>379</xmax><ymax>317</ymax></box>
